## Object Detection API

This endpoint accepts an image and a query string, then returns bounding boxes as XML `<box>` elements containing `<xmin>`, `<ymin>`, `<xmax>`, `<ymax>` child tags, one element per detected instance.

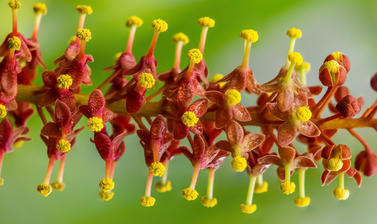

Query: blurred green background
<box><xmin>1</xmin><ymin>0</ymin><xmax>377</xmax><ymax>223</ymax></box>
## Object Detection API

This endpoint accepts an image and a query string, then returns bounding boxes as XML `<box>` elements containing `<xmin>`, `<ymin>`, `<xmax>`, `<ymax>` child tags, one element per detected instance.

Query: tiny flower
<box><xmin>56</xmin><ymin>139</ymin><xmax>71</xmax><ymax>153</ymax></box>
<box><xmin>57</xmin><ymin>74</ymin><xmax>73</xmax><ymax>89</ymax></box>
<box><xmin>324</xmin><ymin>51</ymin><xmax>350</xmax><ymax>72</ymax></box>
<box><xmin>198</xmin><ymin>17</ymin><xmax>215</xmax><ymax>28</ymax></box>
<box><xmin>319</xmin><ymin>60</ymin><xmax>347</xmax><ymax>86</ymax></box>
<box><xmin>335</xmin><ymin>95</ymin><xmax>363</xmax><ymax>118</ymax></box>
<box><xmin>152</xmin><ymin>19</ymin><xmax>168</xmax><ymax>32</ymax></box>
<box><xmin>33</xmin><ymin>3</ymin><xmax>47</xmax><ymax>15</ymax></box>
<box><xmin>240</xmin><ymin>29</ymin><xmax>258</xmax><ymax>43</ymax></box>
<box><xmin>76</xmin><ymin>28</ymin><xmax>92</xmax><ymax>42</ymax></box>
<box><xmin>355</xmin><ymin>150</ymin><xmax>377</xmax><ymax>176</ymax></box>
<box><xmin>140</xmin><ymin>196</ymin><xmax>156</xmax><ymax>207</ymax></box>
<box><xmin>172</xmin><ymin>32</ymin><xmax>189</xmax><ymax>45</ymax></box>
<box><xmin>76</xmin><ymin>5</ymin><xmax>93</xmax><ymax>15</ymax></box>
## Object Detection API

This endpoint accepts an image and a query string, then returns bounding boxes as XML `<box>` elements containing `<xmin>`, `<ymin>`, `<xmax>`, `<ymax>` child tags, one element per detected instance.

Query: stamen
<box><xmin>141</xmin><ymin>172</ymin><xmax>156</xmax><ymax>207</ymax></box>
<box><xmin>181</xmin><ymin>111</ymin><xmax>199</xmax><ymax>127</ymax></box>
<box><xmin>172</xmin><ymin>33</ymin><xmax>189</xmax><ymax>69</ymax></box>
<box><xmin>87</xmin><ymin>116</ymin><xmax>104</xmax><ymax>132</ymax></box>
<box><xmin>155</xmin><ymin>162</ymin><xmax>172</xmax><ymax>192</ymax></box>
<box><xmin>280</xmin><ymin>164</ymin><xmax>295</xmax><ymax>195</ymax></box>
<box><xmin>198</xmin><ymin>17</ymin><xmax>215</xmax><ymax>53</ymax></box>
<box><xmin>37</xmin><ymin>157</ymin><xmax>55</xmax><ymax>197</ymax></box>
<box><xmin>186</xmin><ymin>48</ymin><xmax>203</xmax><ymax>74</ymax></box>
<box><xmin>147</xmin><ymin>19</ymin><xmax>168</xmax><ymax>56</ymax></box>
<box><xmin>231</xmin><ymin>155</ymin><xmax>247</xmax><ymax>172</ymax></box>
<box><xmin>240</xmin><ymin>175</ymin><xmax>257</xmax><ymax>214</ymax></box>
<box><xmin>283</xmin><ymin>52</ymin><xmax>303</xmax><ymax>83</ymax></box>
<box><xmin>149</xmin><ymin>161</ymin><xmax>165</xmax><ymax>177</ymax></box>
<box><xmin>296</xmin><ymin>62</ymin><xmax>311</xmax><ymax>85</ymax></box>
<box><xmin>51</xmin><ymin>156</ymin><xmax>66</xmax><ymax>191</ymax></box>
<box><xmin>294</xmin><ymin>168</ymin><xmax>311</xmax><ymax>207</ymax></box>
<box><xmin>32</xmin><ymin>3</ymin><xmax>47</xmax><ymax>40</ymax></box>
<box><xmin>225</xmin><ymin>89</ymin><xmax>242</xmax><ymax>105</ymax></box>
<box><xmin>138</xmin><ymin>73</ymin><xmax>156</xmax><ymax>89</ymax></box>
<box><xmin>9</xmin><ymin>0</ymin><xmax>21</xmax><ymax>34</ymax></box>
<box><xmin>285</xmin><ymin>27</ymin><xmax>302</xmax><ymax>67</ymax></box>
<box><xmin>76</xmin><ymin>5</ymin><xmax>92</xmax><ymax>31</ymax></box>
<box><xmin>0</xmin><ymin>104</ymin><xmax>7</xmax><ymax>119</ymax></box>
<box><xmin>202</xmin><ymin>168</ymin><xmax>217</xmax><ymax>208</ymax></box>
<box><xmin>254</xmin><ymin>175</ymin><xmax>268</xmax><ymax>194</ymax></box>
<box><xmin>333</xmin><ymin>173</ymin><xmax>350</xmax><ymax>200</ymax></box>
<box><xmin>0</xmin><ymin>152</ymin><xmax>4</xmax><ymax>186</ymax></box>
<box><xmin>125</xmin><ymin>16</ymin><xmax>143</xmax><ymax>53</ymax></box>
<box><xmin>182</xmin><ymin>164</ymin><xmax>200</xmax><ymax>201</ymax></box>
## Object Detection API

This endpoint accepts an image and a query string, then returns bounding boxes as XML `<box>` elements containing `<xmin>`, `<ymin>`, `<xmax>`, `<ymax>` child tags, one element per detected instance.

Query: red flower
<box><xmin>355</xmin><ymin>150</ymin><xmax>377</xmax><ymax>177</ymax></box>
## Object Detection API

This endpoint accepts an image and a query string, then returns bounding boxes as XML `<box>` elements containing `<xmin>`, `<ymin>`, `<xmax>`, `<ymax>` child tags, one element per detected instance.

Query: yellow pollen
<box><xmin>286</xmin><ymin>27</ymin><xmax>302</xmax><ymax>39</ymax></box>
<box><xmin>76</xmin><ymin>28</ymin><xmax>92</xmax><ymax>42</ymax></box>
<box><xmin>198</xmin><ymin>17</ymin><xmax>215</xmax><ymax>28</ymax></box>
<box><xmin>172</xmin><ymin>32</ymin><xmax>189</xmax><ymax>45</ymax></box>
<box><xmin>8</xmin><ymin>0</ymin><xmax>21</xmax><ymax>9</ymax></box>
<box><xmin>240</xmin><ymin>203</ymin><xmax>257</xmax><ymax>214</ymax></box>
<box><xmin>155</xmin><ymin>180</ymin><xmax>172</xmax><ymax>193</ymax></box>
<box><xmin>333</xmin><ymin>187</ymin><xmax>349</xmax><ymax>200</ymax></box>
<box><xmin>201</xmin><ymin>197</ymin><xmax>218</xmax><ymax>208</ymax></box>
<box><xmin>114</xmin><ymin>52</ymin><xmax>122</xmax><ymax>62</ymax></box>
<box><xmin>210</xmin><ymin>74</ymin><xmax>225</xmax><ymax>88</ymax></box>
<box><xmin>182</xmin><ymin>188</ymin><xmax>199</xmax><ymax>201</ymax></box>
<box><xmin>231</xmin><ymin>156</ymin><xmax>247</xmax><ymax>172</ymax></box>
<box><xmin>0</xmin><ymin>104</ymin><xmax>7</xmax><ymax>119</ymax></box>
<box><xmin>51</xmin><ymin>182</ymin><xmax>65</xmax><ymax>191</ymax></box>
<box><xmin>187</xmin><ymin>48</ymin><xmax>203</xmax><ymax>64</ymax></box>
<box><xmin>149</xmin><ymin>161</ymin><xmax>165</xmax><ymax>177</ymax></box>
<box><xmin>68</xmin><ymin>36</ymin><xmax>77</xmax><ymax>44</ymax></box>
<box><xmin>140</xmin><ymin>196</ymin><xmax>156</xmax><ymax>207</ymax></box>
<box><xmin>33</xmin><ymin>3</ymin><xmax>47</xmax><ymax>14</ymax></box>
<box><xmin>240</xmin><ymin>29</ymin><xmax>259</xmax><ymax>43</ymax></box>
<box><xmin>14</xmin><ymin>140</ymin><xmax>24</xmax><ymax>148</ymax></box>
<box><xmin>288</xmin><ymin>52</ymin><xmax>303</xmax><ymax>66</ymax></box>
<box><xmin>0</xmin><ymin>177</ymin><xmax>4</xmax><ymax>186</ymax></box>
<box><xmin>126</xmin><ymin>16</ymin><xmax>143</xmax><ymax>27</ymax></box>
<box><xmin>296</xmin><ymin>106</ymin><xmax>312</xmax><ymax>122</ymax></box>
<box><xmin>7</xmin><ymin>36</ymin><xmax>21</xmax><ymax>51</ymax></box>
<box><xmin>280</xmin><ymin>181</ymin><xmax>296</xmax><ymax>195</ymax></box>
<box><xmin>99</xmin><ymin>191</ymin><xmax>114</xmax><ymax>201</ymax></box>
<box><xmin>331</xmin><ymin>51</ymin><xmax>343</xmax><ymax>61</ymax></box>
<box><xmin>324</xmin><ymin>60</ymin><xmax>340</xmax><ymax>74</ymax></box>
<box><xmin>254</xmin><ymin>181</ymin><xmax>268</xmax><ymax>194</ymax></box>
<box><xmin>328</xmin><ymin>157</ymin><xmax>343</xmax><ymax>171</ymax></box>
<box><xmin>76</xmin><ymin>5</ymin><xmax>93</xmax><ymax>15</ymax></box>
<box><xmin>294</xmin><ymin>197</ymin><xmax>311</xmax><ymax>207</ymax></box>
<box><xmin>181</xmin><ymin>111</ymin><xmax>199</xmax><ymax>127</ymax></box>
<box><xmin>37</xmin><ymin>183</ymin><xmax>52</xmax><ymax>197</ymax></box>
<box><xmin>296</xmin><ymin>62</ymin><xmax>311</xmax><ymax>73</ymax></box>
<box><xmin>57</xmin><ymin>74</ymin><xmax>73</xmax><ymax>89</ymax></box>
<box><xmin>56</xmin><ymin>139</ymin><xmax>71</xmax><ymax>153</ymax></box>
<box><xmin>152</xmin><ymin>19</ymin><xmax>168</xmax><ymax>32</ymax></box>
<box><xmin>87</xmin><ymin>116</ymin><xmax>104</xmax><ymax>132</ymax></box>
<box><xmin>138</xmin><ymin>72</ymin><xmax>155</xmax><ymax>89</ymax></box>
<box><xmin>99</xmin><ymin>178</ymin><xmax>115</xmax><ymax>192</ymax></box>
<box><xmin>225</xmin><ymin>89</ymin><xmax>241</xmax><ymax>105</ymax></box>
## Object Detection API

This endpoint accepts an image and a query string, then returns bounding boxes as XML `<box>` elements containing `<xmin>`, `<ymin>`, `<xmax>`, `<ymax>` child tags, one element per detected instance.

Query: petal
<box><xmin>189</xmin><ymin>99</ymin><xmax>208</xmax><ymax>117</ymax></box>
<box><xmin>278</xmin><ymin>146</ymin><xmax>295</xmax><ymax>163</ymax></box>
<box><xmin>277</xmin><ymin>122</ymin><xmax>296</xmax><ymax>146</ymax></box>
<box><xmin>242</xmin><ymin>133</ymin><xmax>265</xmax><ymax>152</ymax></box>
<box><xmin>41</xmin><ymin>122</ymin><xmax>61</xmax><ymax>138</ymax></box>
<box><xmin>297</xmin><ymin>121</ymin><xmax>321</xmax><ymax>138</ymax></box>
<box><xmin>215</xmin><ymin>140</ymin><xmax>232</xmax><ymax>152</ymax></box>
<box><xmin>89</xmin><ymin>89</ymin><xmax>106</xmax><ymax>114</ymax></box>
<box><xmin>226</xmin><ymin>120</ymin><xmax>244</xmax><ymax>145</ymax></box>
<box><xmin>295</xmin><ymin>156</ymin><xmax>317</xmax><ymax>168</ymax></box>
<box><xmin>205</xmin><ymin>91</ymin><xmax>225</xmax><ymax>104</ymax></box>
<box><xmin>232</xmin><ymin>104</ymin><xmax>251</xmax><ymax>122</ymax></box>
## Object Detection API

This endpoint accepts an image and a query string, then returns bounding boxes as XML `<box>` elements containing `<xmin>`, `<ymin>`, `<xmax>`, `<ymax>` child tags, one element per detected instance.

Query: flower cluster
<box><xmin>2</xmin><ymin>1</ymin><xmax>377</xmax><ymax>215</ymax></box>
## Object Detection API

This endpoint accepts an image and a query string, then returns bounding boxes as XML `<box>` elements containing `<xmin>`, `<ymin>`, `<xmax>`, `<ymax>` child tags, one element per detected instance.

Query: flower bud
<box><xmin>371</xmin><ymin>72</ymin><xmax>377</xmax><ymax>92</ymax></box>
<box><xmin>355</xmin><ymin>150</ymin><xmax>377</xmax><ymax>177</ymax></box>
<box><xmin>324</xmin><ymin>51</ymin><xmax>350</xmax><ymax>73</ymax></box>
<box><xmin>334</xmin><ymin>86</ymin><xmax>350</xmax><ymax>102</ymax></box>
<box><xmin>319</xmin><ymin>60</ymin><xmax>347</xmax><ymax>86</ymax></box>
<box><xmin>335</xmin><ymin>95</ymin><xmax>363</xmax><ymax>118</ymax></box>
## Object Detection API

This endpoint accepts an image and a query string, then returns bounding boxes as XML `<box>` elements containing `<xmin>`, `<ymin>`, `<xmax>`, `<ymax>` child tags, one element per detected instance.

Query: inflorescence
<box><xmin>1</xmin><ymin>0</ymin><xmax>377</xmax><ymax>214</ymax></box>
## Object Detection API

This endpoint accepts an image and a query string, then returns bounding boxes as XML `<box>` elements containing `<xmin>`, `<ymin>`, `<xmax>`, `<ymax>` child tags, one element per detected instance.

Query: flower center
<box><xmin>138</xmin><ymin>72</ymin><xmax>155</xmax><ymax>89</ymax></box>
<box><xmin>187</xmin><ymin>48</ymin><xmax>203</xmax><ymax>64</ymax></box>
<box><xmin>56</xmin><ymin>139</ymin><xmax>71</xmax><ymax>153</ymax></box>
<box><xmin>181</xmin><ymin>111</ymin><xmax>199</xmax><ymax>127</ymax></box>
<box><xmin>7</xmin><ymin>36</ymin><xmax>21</xmax><ymax>50</ymax></box>
<box><xmin>57</xmin><ymin>74</ymin><xmax>73</xmax><ymax>89</ymax></box>
<box><xmin>87</xmin><ymin>116</ymin><xmax>104</xmax><ymax>132</ymax></box>
<box><xmin>295</xmin><ymin>106</ymin><xmax>312</xmax><ymax>122</ymax></box>
<box><xmin>225</xmin><ymin>89</ymin><xmax>242</xmax><ymax>105</ymax></box>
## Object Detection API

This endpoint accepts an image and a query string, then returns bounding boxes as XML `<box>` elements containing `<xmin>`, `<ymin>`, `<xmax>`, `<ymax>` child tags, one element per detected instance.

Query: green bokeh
<box><xmin>0</xmin><ymin>0</ymin><xmax>377</xmax><ymax>223</ymax></box>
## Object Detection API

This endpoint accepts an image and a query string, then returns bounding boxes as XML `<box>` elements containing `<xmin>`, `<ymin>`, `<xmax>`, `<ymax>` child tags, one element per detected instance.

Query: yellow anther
<box><xmin>296</xmin><ymin>106</ymin><xmax>312</xmax><ymax>122</ymax></box>
<box><xmin>187</xmin><ymin>48</ymin><xmax>203</xmax><ymax>64</ymax></box>
<box><xmin>37</xmin><ymin>183</ymin><xmax>52</xmax><ymax>197</ymax></box>
<box><xmin>198</xmin><ymin>17</ymin><xmax>215</xmax><ymax>28</ymax></box>
<box><xmin>155</xmin><ymin>180</ymin><xmax>172</xmax><ymax>193</ymax></box>
<box><xmin>296</xmin><ymin>62</ymin><xmax>311</xmax><ymax>73</ymax></box>
<box><xmin>56</xmin><ymin>139</ymin><xmax>71</xmax><ymax>153</ymax></box>
<box><xmin>0</xmin><ymin>177</ymin><xmax>4</xmax><ymax>186</ymax></box>
<box><xmin>87</xmin><ymin>116</ymin><xmax>104</xmax><ymax>132</ymax></box>
<box><xmin>182</xmin><ymin>188</ymin><xmax>199</xmax><ymax>201</ymax></box>
<box><xmin>152</xmin><ymin>19</ymin><xmax>168</xmax><ymax>32</ymax></box>
<box><xmin>140</xmin><ymin>196</ymin><xmax>156</xmax><ymax>207</ymax></box>
<box><xmin>68</xmin><ymin>36</ymin><xmax>77</xmax><ymax>44</ymax></box>
<box><xmin>138</xmin><ymin>72</ymin><xmax>155</xmax><ymax>89</ymax></box>
<box><xmin>57</xmin><ymin>74</ymin><xmax>73</xmax><ymax>89</ymax></box>
<box><xmin>201</xmin><ymin>197</ymin><xmax>218</xmax><ymax>208</ymax></box>
<box><xmin>99</xmin><ymin>178</ymin><xmax>115</xmax><ymax>192</ymax></box>
<box><xmin>231</xmin><ymin>156</ymin><xmax>247</xmax><ymax>172</ymax></box>
<box><xmin>225</xmin><ymin>89</ymin><xmax>241</xmax><ymax>105</ymax></box>
<box><xmin>286</xmin><ymin>27</ymin><xmax>302</xmax><ymax>39</ymax></box>
<box><xmin>181</xmin><ymin>111</ymin><xmax>199</xmax><ymax>127</ymax></box>
<box><xmin>172</xmin><ymin>32</ymin><xmax>189</xmax><ymax>45</ymax></box>
<box><xmin>240</xmin><ymin>203</ymin><xmax>257</xmax><ymax>214</ymax></box>
<box><xmin>8</xmin><ymin>0</ymin><xmax>21</xmax><ymax>9</ymax></box>
<box><xmin>126</xmin><ymin>16</ymin><xmax>143</xmax><ymax>27</ymax></box>
<box><xmin>7</xmin><ymin>36</ymin><xmax>21</xmax><ymax>51</ymax></box>
<box><xmin>324</xmin><ymin>60</ymin><xmax>340</xmax><ymax>74</ymax></box>
<box><xmin>33</xmin><ymin>3</ymin><xmax>47</xmax><ymax>14</ymax></box>
<box><xmin>51</xmin><ymin>182</ymin><xmax>65</xmax><ymax>191</ymax></box>
<box><xmin>288</xmin><ymin>52</ymin><xmax>303</xmax><ymax>66</ymax></box>
<box><xmin>331</xmin><ymin>51</ymin><xmax>343</xmax><ymax>61</ymax></box>
<box><xmin>294</xmin><ymin>197</ymin><xmax>311</xmax><ymax>207</ymax></box>
<box><xmin>99</xmin><ymin>191</ymin><xmax>114</xmax><ymax>201</ymax></box>
<box><xmin>210</xmin><ymin>74</ymin><xmax>223</xmax><ymax>82</ymax></box>
<box><xmin>280</xmin><ymin>181</ymin><xmax>296</xmax><ymax>195</ymax></box>
<box><xmin>76</xmin><ymin>28</ymin><xmax>92</xmax><ymax>42</ymax></box>
<box><xmin>254</xmin><ymin>181</ymin><xmax>268</xmax><ymax>194</ymax></box>
<box><xmin>149</xmin><ymin>161</ymin><xmax>165</xmax><ymax>177</ymax></box>
<box><xmin>0</xmin><ymin>104</ymin><xmax>7</xmax><ymax>119</ymax></box>
<box><xmin>114</xmin><ymin>52</ymin><xmax>122</xmax><ymax>62</ymax></box>
<box><xmin>240</xmin><ymin>29</ymin><xmax>259</xmax><ymax>43</ymax></box>
<box><xmin>76</xmin><ymin>5</ymin><xmax>93</xmax><ymax>15</ymax></box>
<box><xmin>333</xmin><ymin>187</ymin><xmax>349</xmax><ymax>200</ymax></box>
<box><xmin>328</xmin><ymin>157</ymin><xmax>343</xmax><ymax>171</ymax></box>
<box><xmin>14</xmin><ymin>140</ymin><xmax>23</xmax><ymax>148</ymax></box>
